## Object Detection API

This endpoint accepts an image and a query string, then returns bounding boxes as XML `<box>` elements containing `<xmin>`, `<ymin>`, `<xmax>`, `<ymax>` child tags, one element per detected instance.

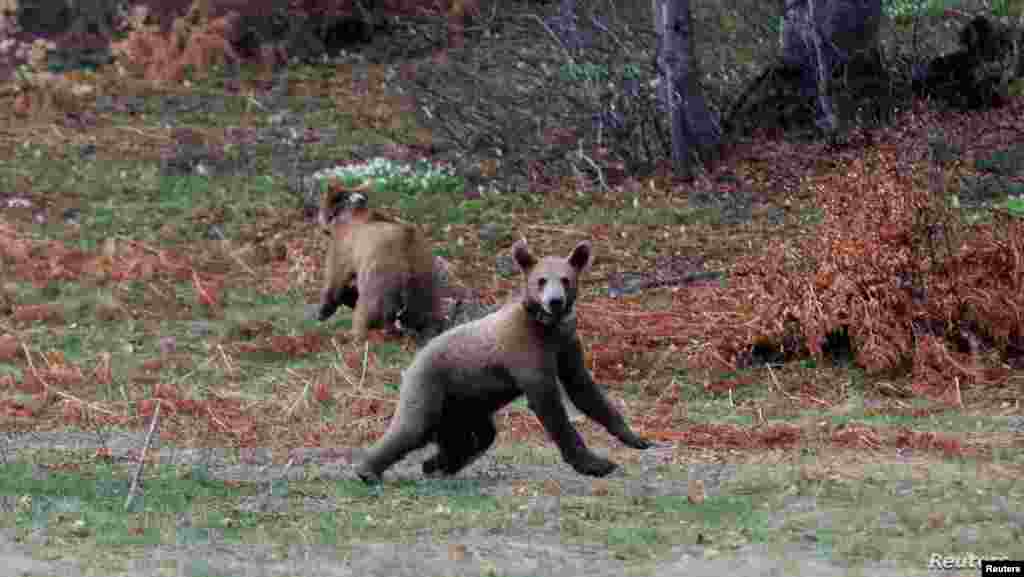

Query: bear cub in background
<box><xmin>356</xmin><ymin>238</ymin><xmax>653</xmax><ymax>484</ymax></box>
<box><xmin>317</xmin><ymin>184</ymin><xmax>443</xmax><ymax>341</ymax></box>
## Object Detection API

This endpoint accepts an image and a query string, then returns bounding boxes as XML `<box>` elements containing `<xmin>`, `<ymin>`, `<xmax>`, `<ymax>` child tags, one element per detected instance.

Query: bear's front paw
<box><xmin>623</xmin><ymin>434</ymin><xmax>655</xmax><ymax>450</ymax></box>
<box><xmin>355</xmin><ymin>466</ymin><xmax>382</xmax><ymax>485</ymax></box>
<box><xmin>422</xmin><ymin>455</ymin><xmax>447</xmax><ymax>476</ymax></box>
<box><xmin>570</xmin><ymin>454</ymin><xmax>618</xmax><ymax>477</ymax></box>
<box><xmin>317</xmin><ymin>304</ymin><xmax>335</xmax><ymax>322</ymax></box>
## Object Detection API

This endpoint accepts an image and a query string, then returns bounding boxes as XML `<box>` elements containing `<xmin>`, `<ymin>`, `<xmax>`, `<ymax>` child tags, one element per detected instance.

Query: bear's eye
<box><xmin>537</xmin><ymin>278</ymin><xmax>547</xmax><ymax>288</ymax></box>
<box><xmin>561</xmin><ymin>277</ymin><xmax>570</xmax><ymax>287</ymax></box>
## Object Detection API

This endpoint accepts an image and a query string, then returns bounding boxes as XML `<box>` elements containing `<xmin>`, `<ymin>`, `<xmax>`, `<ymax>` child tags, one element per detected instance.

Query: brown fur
<box><xmin>355</xmin><ymin>238</ymin><xmax>653</xmax><ymax>484</ymax></box>
<box><xmin>317</xmin><ymin>186</ymin><xmax>442</xmax><ymax>340</ymax></box>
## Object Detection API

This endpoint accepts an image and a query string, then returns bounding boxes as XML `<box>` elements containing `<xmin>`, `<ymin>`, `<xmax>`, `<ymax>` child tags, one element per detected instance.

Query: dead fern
<box><xmin>727</xmin><ymin>145</ymin><xmax>1023</xmax><ymax>399</ymax></box>
<box><xmin>111</xmin><ymin>0</ymin><xmax>240</xmax><ymax>84</ymax></box>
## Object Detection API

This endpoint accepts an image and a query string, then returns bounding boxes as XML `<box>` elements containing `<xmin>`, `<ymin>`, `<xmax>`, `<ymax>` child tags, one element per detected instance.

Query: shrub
<box><xmin>726</xmin><ymin>147</ymin><xmax>1023</xmax><ymax>399</ymax></box>
<box><xmin>111</xmin><ymin>1</ymin><xmax>240</xmax><ymax>83</ymax></box>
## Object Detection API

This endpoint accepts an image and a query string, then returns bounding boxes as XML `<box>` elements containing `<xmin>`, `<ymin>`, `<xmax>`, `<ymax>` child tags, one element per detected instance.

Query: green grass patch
<box><xmin>568</xmin><ymin>202</ymin><xmax>720</xmax><ymax>228</ymax></box>
<box><xmin>728</xmin><ymin>457</ymin><xmax>1022</xmax><ymax>566</ymax></box>
<box><xmin>1004</xmin><ymin>196</ymin><xmax>1024</xmax><ymax>218</ymax></box>
<box><xmin>0</xmin><ymin>446</ymin><xmax>1020</xmax><ymax>573</ymax></box>
<box><xmin>371</xmin><ymin>341</ymin><xmax>409</xmax><ymax>369</ymax></box>
<box><xmin>2</xmin><ymin>144</ymin><xmax>305</xmax><ymax>250</ymax></box>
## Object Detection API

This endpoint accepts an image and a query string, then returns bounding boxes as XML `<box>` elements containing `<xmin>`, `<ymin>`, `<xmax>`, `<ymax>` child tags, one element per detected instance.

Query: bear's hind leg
<box><xmin>318</xmin><ymin>284</ymin><xmax>344</xmax><ymax>321</ymax></box>
<box><xmin>422</xmin><ymin>417</ymin><xmax>497</xmax><ymax>477</ymax></box>
<box><xmin>357</xmin><ymin>425</ymin><xmax>431</xmax><ymax>484</ymax></box>
<box><xmin>351</xmin><ymin>279</ymin><xmax>387</xmax><ymax>339</ymax></box>
<box><xmin>356</xmin><ymin>364</ymin><xmax>443</xmax><ymax>484</ymax></box>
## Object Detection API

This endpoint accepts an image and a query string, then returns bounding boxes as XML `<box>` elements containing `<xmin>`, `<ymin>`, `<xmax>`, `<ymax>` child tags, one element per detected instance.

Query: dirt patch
<box><xmin>2</xmin><ymin>432</ymin><xmax>1012</xmax><ymax>577</ymax></box>
<box><xmin>0</xmin><ymin>527</ymin><xmax>925</xmax><ymax>577</ymax></box>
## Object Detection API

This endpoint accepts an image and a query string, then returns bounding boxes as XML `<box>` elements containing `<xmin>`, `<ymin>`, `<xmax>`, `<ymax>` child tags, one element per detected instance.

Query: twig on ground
<box><xmin>330</xmin><ymin>338</ymin><xmax>357</xmax><ymax>387</ymax></box>
<box><xmin>125</xmin><ymin>400</ymin><xmax>161</xmax><ymax>512</ymax></box>
<box><xmin>277</xmin><ymin>456</ymin><xmax>295</xmax><ymax>481</ymax></box>
<box><xmin>116</xmin><ymin>125</ymin><xmax>159</xmax><ymax>139</ymax></box>
<box><xmin>246</xmin><ymin>95</ymin><xmax>267</xmax><ymax>111</ymax></box>
<box><xmin>575</xmin><ymin>147</ymin><xmax>608</xmax><ymax>192</ymax></box>
<box><xmin>217</xmin><ymin>344</ymin><xmax>236</xmax><ymax>375</ymax></box>
<box><xmin>341</xmin><ymin>391</ymin><xmax>397</xmax><ymax>402</ymax></box>
<box><xmin>206</xmin><ymin>406</ymin><xmax>230</xmax><ymax>433</ymax></box>
<box><xmin>53</xmin><ymin>391</ymin><xmax>115</xmax><ymax>415</ymax></box>
<box><xmin>524</xmin><ymin>224</ymin><xmax>588</xmax><ymax>235</ymax></box>
<box><xmin>286</xmin><ymin>379</ymin><xmax>311</xmax><ymax>418</ymax></box>
<box><xmin>225</xmin><ymin>243</ymin><xmax>258</xmax><ymax>276</ymax></box>
<box><xmin>766</xmin><ymin>364</ymin><xmax>779</xmax><ymax>393</ymax></box>
<box><xmin>21</xmin><ymin>343</ymin><xmax>50</xmax><ymax>398</ymax></box>
<box><xmin>358</xmin><ymin>341</ymin><xmax>369</xmax><ymax>390</ymax></box>
<box><xmin>519</xmin><ymin>14</ymin><xmax>574</xmax><ymax>65</ymax></box>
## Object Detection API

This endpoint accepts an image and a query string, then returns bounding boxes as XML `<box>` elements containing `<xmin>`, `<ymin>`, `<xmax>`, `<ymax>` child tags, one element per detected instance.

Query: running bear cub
<box><xmin>318</xmin><ymin>185</ymin><xmax>442</xmax><ymax>340</ymax></box>
<box><xmin>355</xmin><ymin>238</ymin><xmax>653</xmax><ymax>484</ymax></box>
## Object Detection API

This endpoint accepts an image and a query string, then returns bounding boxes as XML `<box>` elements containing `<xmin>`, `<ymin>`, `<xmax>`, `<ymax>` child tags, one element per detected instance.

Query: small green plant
<box><xmin>560</xmin><ymin>61</ymin><xmax>611</xmax><ymax>83</ymax></box>
<box><xmin>311</xmin><ymin>157</ymin><xmax>463</xmax><ymax>200</ymax></box>
<box><xmin>158</xmin><ymin>173</ymin><xmax>210</xmax><ymax>212</ymax></box>
<box><xmin>606</xmin><ymin>525</ymin><xmax>661</xmax><ymax>556</ymax></box>
<box><xmin>975</xmin><ymin>147</ymin><xmax>1024</xmax><ymax>176</ymax></box>
<box><xmin>0</xmin><ymin>363</ymin><xmax>23</xmax><ymax>381</ymax></box>
<box><xmin>395</xmin><ymin>477</ymin><xmax>486</xmax><ymax>499</ymax></box>
<box><xmin>312</xmin><ymin>157</ymin><xmax>468</xmax><ymax>228</ymax></box>
<box><xmin>989</xmin><ymin>0</ymin><xmax>1020</xmax><ymax>17</ymax></box>
<box><xmin>371</xmin><ymin>341</ymin><xmax>407</xmax><ymax>368</ymax></box>
<box><xmin>883</xmin><ymin>0</ymin><xmax>945</xmax><ymax>21</ymax></box>
<box><xmin>622</xmin><ymin>63</ymin><xmax>642</xmax><ymax>81</ymax></box>
<box><xmin>1004</xmin><ymin>196</ymin><xmax>1024</xmax><ymax>217</ymax></box>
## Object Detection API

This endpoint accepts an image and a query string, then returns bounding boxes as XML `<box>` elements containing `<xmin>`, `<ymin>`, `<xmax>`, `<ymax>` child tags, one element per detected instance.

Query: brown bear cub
<box><xmin>355</xmin><ymin>238</ymin><xmax>653</xmax><ymax>484</ymax></box>
<box><xmin>318</xmin><ymin>184</ymin><xmax>443</xmax><ymax>341</ymax></box>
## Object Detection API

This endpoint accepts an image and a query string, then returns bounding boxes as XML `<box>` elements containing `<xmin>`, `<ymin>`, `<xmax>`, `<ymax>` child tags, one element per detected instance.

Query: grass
<box><xmin>1</xmin><ymin>445</ymin><xmax>1019</xmax><ymax>573</ymax></box>
<box><xmin>734</xmin><ymin>458</ymin><xmax>1023</xmax><ymax>565</ymax></box>
<box><xmin>681</xmin><ymin>377</ymin><xmax>1020</xmax><ymax>434</ymax></box>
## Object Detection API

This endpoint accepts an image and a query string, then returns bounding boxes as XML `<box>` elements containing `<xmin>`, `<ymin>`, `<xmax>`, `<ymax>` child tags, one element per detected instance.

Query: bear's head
<box><xmin>512</xmin><ymin>238</ymin><xmax>592</xmax><ymax>326</ymax></box>
<box><xmin>319</xmin><ymin>182</ymin><xmax>371</xmax><ymax>232</ymax></box>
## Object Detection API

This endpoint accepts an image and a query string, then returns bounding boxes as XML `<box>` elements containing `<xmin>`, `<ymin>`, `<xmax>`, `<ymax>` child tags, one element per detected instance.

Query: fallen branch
<box><xmin>125</xmin><ymin>400</ymin><xmax>162</xmax><ymax>512</ymax></box>
<box><xmin>358</xmin><ymin>341</ymin><xmax>369</xmax><ymax>390</ymax></box>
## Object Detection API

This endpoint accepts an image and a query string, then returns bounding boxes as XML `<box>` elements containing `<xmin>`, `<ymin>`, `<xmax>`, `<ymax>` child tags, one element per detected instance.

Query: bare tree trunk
<box><xmin>782</xmin><ymin>0</ymin><xmax>882</xmax><ymax>134</ymax></box>
<box><xmin>806</xmin><ymin>0</ymin><xmax>837</xmax><ymax>132</ymax></box>
<box><xmin>559</xmin><ymin>0</ymin><xmax>580</xmax><ymax>52</ymax></box>
<box><xmin>653</xmin><ymin>0</ymin><xmax>720</xmax><ymax>177</ymax></box>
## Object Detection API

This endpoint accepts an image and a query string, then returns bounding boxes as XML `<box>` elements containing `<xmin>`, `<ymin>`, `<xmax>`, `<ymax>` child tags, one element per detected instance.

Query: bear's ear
<box><xmin>512</xmin><ymin>238</ymin><xmax>536</xmax><ymax>272</ymax></box>
<box><xmin>568</xmin><ymin>241</ymin><xmax>592</xmax><ymax>272</ymax></box>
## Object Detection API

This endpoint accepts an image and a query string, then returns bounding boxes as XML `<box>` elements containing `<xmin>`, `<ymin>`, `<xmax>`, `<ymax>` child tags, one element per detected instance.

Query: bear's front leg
<box><xmin>318</xmin><ymin>285</ymin><xmax>343</xmax><ymax>322</ymax></box>
<box><xmin>525</xmin><ymin>384</ymin><xmax>617</xmax><ymax>477</ymax></box>
<box><xmin>558</xmin><ymin>337</ymin><xmax>653</xmax><ymax>450</ymax></box>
